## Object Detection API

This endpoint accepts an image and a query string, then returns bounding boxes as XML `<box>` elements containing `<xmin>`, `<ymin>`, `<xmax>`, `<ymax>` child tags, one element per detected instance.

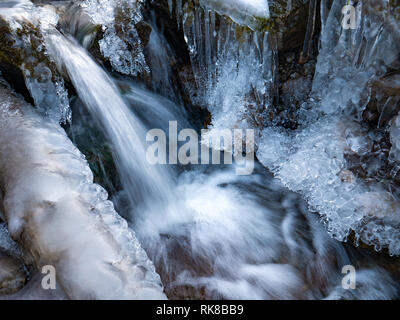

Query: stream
<box><xmin>0</xmin><ymin>0</ymin><xmax>399</xmax><ymax>300</ymax></box>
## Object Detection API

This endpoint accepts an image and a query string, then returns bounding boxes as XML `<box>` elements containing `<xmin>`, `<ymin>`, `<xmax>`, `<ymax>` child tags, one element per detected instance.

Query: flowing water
<box><xmin>46</xmin><ymin>32</ymin><xmax>175</xmax><ymax>210</ymax></box>
<box><xmin>0</xmin><ymin>0</ymin><xmax>400</xmax><ymax>300</ymax></box>
<box><xmin>44</xmin><ymin>30</ymin><xmax>400</xmax><ymax>299</ymax></box>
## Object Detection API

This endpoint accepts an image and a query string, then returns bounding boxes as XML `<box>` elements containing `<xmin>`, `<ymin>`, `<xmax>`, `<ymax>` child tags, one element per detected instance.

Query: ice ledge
<box><xmin>199</xmin><ymin>0</ymin><xmax>270</xmax><ymax>30</ymax></box>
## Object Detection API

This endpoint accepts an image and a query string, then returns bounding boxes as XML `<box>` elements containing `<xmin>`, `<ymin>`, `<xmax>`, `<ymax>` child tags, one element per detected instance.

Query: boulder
<box><xmin>0</xmin><ymin>254</ymin><xmax>26</xmax><ymax>295</ymax></box>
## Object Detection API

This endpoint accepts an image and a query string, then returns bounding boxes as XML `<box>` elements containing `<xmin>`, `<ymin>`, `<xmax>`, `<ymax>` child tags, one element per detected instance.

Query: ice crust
<box><xmin>0</xmin><ymin>81</ymin><xmax>165</xmax><ymax>299</ymax></box>
<box><xmin>0</xmin><ymin>0</ymin><xmax>71</xmax><ymax>123</ymax></box>
<box><xmin>257</xmin><ymin>0</ymin><xmax>400</xmax><ymax>255</ymax></box>
<box><xmin>180</xmin><ymin>0</ymin><xmax>275</xmax><ymax>137</ymax></box>
<box><xmin>80</xmin><ymin>0</ymin><xmax>149</xmax><ymax>76</ymax></box>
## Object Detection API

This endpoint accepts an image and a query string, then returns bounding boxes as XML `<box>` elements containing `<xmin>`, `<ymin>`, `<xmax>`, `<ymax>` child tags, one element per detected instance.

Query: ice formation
<box><xmin>147</xmin><ymin>0</ymin><xmax>275</xmax><ymax>156</ymax></box>
<box><xmin>199</xmin><ymin>0</ymin><xmax>270</xmax><ymax>30</ymax></box>
<box><xmin>0</xmin><ymin>0</ymin><xmax>399</xmax><ymax>300</ymax></box>
<box><xmin>0</xmin><ymin>0</ymin><xmax>71</xmax><ymax>123</ymax></box>
<box><xmin>313</xmin><ymin>0</ymin><xmax>400</xmax><ymax>116</ymax></box>
<box><xmin>176</xmin><ymin>0</ymin><xmax>275</xmax><ymax>148</ymax></box>
<box><xmin>257</xmin><ymin>0</ymin><xmax>400</xmax><ymax>255</ymax></box>
<box><xmin>258</xmin><ymin>117</ymin><xmax>400</xmax><ymax>252</ymax></box>
<box><xmin>0</xmin><ymin>81</ymin><xmax>165</xmax><ymax>299</ymax></box>
<box><xmin>80</xmin><ymin>0</ymin><xmax>149</xmax><ymax>76</ymax></box>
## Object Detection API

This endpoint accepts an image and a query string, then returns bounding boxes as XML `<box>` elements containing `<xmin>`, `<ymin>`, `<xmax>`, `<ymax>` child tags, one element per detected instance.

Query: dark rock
<box><xmin>135</xmin><ymin>20</ymin><xmax>152</xmax><ymax>48</ymax></box>
<box><xmin>269</xmin><ymin>0</ymin><xmax>313</xmax><ymax>52</ymax></box>
<box><xmin>0</xmin><ymin>253</ymin><xmax>27</xmax><ymax>295</ymax></box>
<box><xmin>0</xmin><ymin>60</ymin><xmax>33</xmax><ymax>104</ymax></box>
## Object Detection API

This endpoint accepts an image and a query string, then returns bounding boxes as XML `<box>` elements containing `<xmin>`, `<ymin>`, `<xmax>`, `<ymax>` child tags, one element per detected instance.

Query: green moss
<box><xmin>0</xmin><ymin>20</ymin><xmax>20</xmax><ymax>66</ymax></box>
<box><xmin>254</xmin><ymin>16</ymin><xmax>276</xmax><ymax>33</ymax></box>
<box><xmin>0</xmin><ymin>16</ymin><xmax>61</xmax><ymax>86</ymax></box>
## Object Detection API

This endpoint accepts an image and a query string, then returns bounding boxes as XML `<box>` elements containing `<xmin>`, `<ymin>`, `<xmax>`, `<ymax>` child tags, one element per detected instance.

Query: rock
<box><xmin>65</xmin><ymin>98</ymin><xmax>122</xmax><ymax>197</ymax></box>
<box><xmin>0</xmin><ymin>1</ymin><xmax>71</xmax><ymax>123</ymax></box>
<box><xmin>74</xmin><ymin>0</ymin><xmax>149</xmax><ymax>76</ymax></box>
<box><xmin>269</xmin><ymin>0</ymin><xmax>312</xmax><ymax>52</ymax></box>
<box><xmin>135</xmin><ymin>20</ymin><xmax>152</xmax><ymax>48</ymax></box>
<box><xmin>143</xmin><ymin>0</ymin><xmax>220</xmax><ymax>126</ymax></box>
<box><xmin>0</xmin><ymin>82</ymin><xmax>166</xmax><ymax>299</ymax></box>
<box><xmin>0</xmin><ymin>254</ymin><xmax>26</xmax><ymax>295</ymax></box>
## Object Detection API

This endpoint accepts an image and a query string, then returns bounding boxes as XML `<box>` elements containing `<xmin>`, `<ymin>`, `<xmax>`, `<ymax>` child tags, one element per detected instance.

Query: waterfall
<box><xmin>46</xmin><ymin>32</ymin><xmax>175</xmax><ymax>210</ymax></box>
<box><xmin>39</xmin><ymin>20</ymin><xmax>361</xmax><ymax>301</ymax></box>
<box><xmin>1</xmin><ymin>0</ymin><xmax>400</xmax><ymax>300</ymax></box>
<box><xmin>145</xmin><ymin>13</ymin><xmax>183</xmax><ymax>102</ymax></box>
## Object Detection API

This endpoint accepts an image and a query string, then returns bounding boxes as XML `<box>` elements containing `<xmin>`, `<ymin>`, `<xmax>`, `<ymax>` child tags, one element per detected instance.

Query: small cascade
<box><xmin>46</xmin><ymin>32</ymin><xmax>175</xmax><ymax>209</ymax></box>
<box><xmin>0</xmin><ymin>0</ymin><xmax>400</xmax><ymax>301</ymax></box>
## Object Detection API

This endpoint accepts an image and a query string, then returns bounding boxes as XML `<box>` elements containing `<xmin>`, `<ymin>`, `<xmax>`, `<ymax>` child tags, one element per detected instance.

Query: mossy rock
<box><xmin>0</xmin><ymin>13</ymin><xmax>66</xmax><ymax>104</ymax></box>
<box><xmin>0</xmin><ymin>17</ymin><xmax>57</xmax><ymax>79</ymax></box>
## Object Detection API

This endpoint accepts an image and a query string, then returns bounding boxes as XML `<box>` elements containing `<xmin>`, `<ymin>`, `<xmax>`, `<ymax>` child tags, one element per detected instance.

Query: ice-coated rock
<box><xmin>0</xmin><ymin>253</ymin><xmax>26</xmax><ymax>295</ymax></box>
<box><xmin>0</xmin><ymin>0</ymin><xmax>71</xmax><ymax>123</ymax></box>
<box><xmin>80</xmin><ymin>0</ymin><xmax>150</xmax><ymax>76</ymax></box>
<box><xmin>0</xmin><ymin>81</ymin><xmax>166</xmax><ymax>299</ymax></box>
<box><xmin>198</xmin><ymin>0</ymin><xmax>270</xmax><ymax>30</ymax></box>
<box><xmin>257</xmin><ymin>0</ymin><xmax>400</xmax><ymax>255</ymax></box>
<box><xmin>257</xmin><ymin>116</ymin><xmax>400</xmax><ymax>254</ymax></box>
